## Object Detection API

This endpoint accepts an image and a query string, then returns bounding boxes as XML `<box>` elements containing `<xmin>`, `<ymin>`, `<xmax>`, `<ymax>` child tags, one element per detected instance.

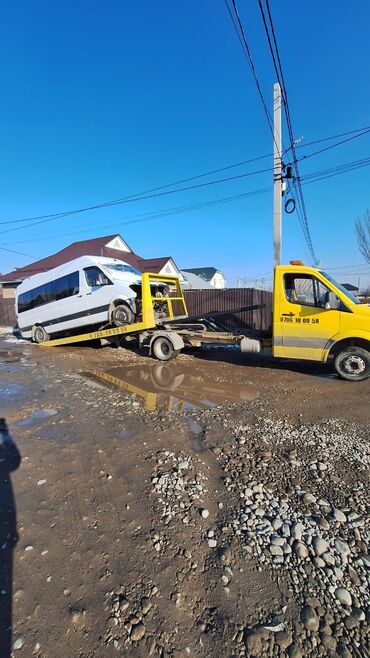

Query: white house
<box><xmin>181</xmin><ymin>267</ymin><xmax>226</xmax><ymax>289</ymax></box>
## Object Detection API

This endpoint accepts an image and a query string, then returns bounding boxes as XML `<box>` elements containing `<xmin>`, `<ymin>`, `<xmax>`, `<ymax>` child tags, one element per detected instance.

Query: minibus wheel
<box><xmin>32</xmin><ymin>325</ymin><xmax>50</xmax><ymax>344</ymax></box>
<box><xmin>111</xmin><ymin>304</ymin><xmax>134</xmax><ymax>327</ymax></box>
<box><xmin>334</xmin><ymin>346</ymin><xmax>370</xmax><ymax>381</ymax></box>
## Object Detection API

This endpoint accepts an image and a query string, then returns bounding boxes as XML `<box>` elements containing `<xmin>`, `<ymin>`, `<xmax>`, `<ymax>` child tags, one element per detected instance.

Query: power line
<box><xmin>0</xmin><ymin>183</ymin><xmax>271</xmax><ymax>238</ymax></box>
<box><xmin>1</xmin><ymin>155</ymin><xmax>368</xmax><ymax>245</ymax></box>
<box><xmin>225</xmin><ymin>0</ymin><xmax>279</xmax><ymax>151</ymax></box>
<box><xmin>0</xmin><ymin>124</ymin><xmax>368</xmax><ymax>231</ymax></box>
<box><xmin>0</xmin><ymin>246</ymin><xmax>36</xmax><ymax>258</ymax></box>
<box><xmin>0</xmin><ymin>165</ymin><xmax>273</xmax><ymax>235</ymax></box>
<box><xmin>258</xmin><ymin>0</ymin><xmax>315</xmax><ymax>254</ymax></box>
<box><xmin>258</xmin><ymin>0</ymin><xmax>319</xmax><ymax>264</ymax></box>
<box><xmin>301</xmin><ymin>156</ymin><xmax>370</xmax><ymax>184</ymax></box>
<box><xmin>297</xmin><ymin>129</ymin><xmax>370</xmax><ymax>161</ymax></box>
<box><xmin>266</xmin><ymin>0</ymin><xmax>317</xmax><ymax>264</ymax></box>
<box><xmin>0</xmin><ymin>153</ymin><xmax>275</xmax><ymax>227</ymax></box>
<box><xmin>302</xmin><ymin>156</ymin><xmax>370</xmax><ymax>178</ymax></box>
<box><xmin>294</xmin><ymin>125</ymin><xmax>370</xmax><ymax>152</ymax></box>
<box><xmin>325</xmin><ymin>263</ymin><xmax>370</xmax><ymax>271</ymax></box>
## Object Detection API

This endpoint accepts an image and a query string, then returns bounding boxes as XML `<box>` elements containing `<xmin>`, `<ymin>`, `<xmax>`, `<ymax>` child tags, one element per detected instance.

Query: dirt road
<box><xmin>0</xmin><ymin>331</ymin><xmax>369</xmax><ymax>658</ymax></box>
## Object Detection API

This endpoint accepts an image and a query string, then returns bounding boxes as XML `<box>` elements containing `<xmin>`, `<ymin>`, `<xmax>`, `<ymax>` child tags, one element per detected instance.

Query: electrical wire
<box><xmin>258</xmin><ymin>0</ymin><xmax>319</xmax><ymax>264</ymax></box>
<box><xmin>0</xmin><ymin>246</ymin><xmax>36</xmax><ymax>258</ymax></box>
<box><xmin>294</xmin><ymin>125</ymin><xmax>370</xmax><ymax>151</ymax></box>
<box><xmin>2</xmin><ymin>155</ymin><xmax>368</xmax><ymax>245</ymax></box>
<box><xmin>0</xmin><ymin>184</ymin><xmax>271</xmax><ymax>238</ymax></box>
<box><xmin>267</xmin><ymin>0</ymin><xmax>317</xmax><ymax>263</ymax></box>
<box><xmin>297</xmin><ymin>129</ymin><xmax>370</xmax><ymax>161</ymax></box>
<box><xmin>0</xmin><ymin>164</ymin><xmax>273</xmax><ymax>234</ymax></box>
<box><xmin>325</xmin><ymin>263</ymin><xmax>370</xmax><ymax>271</ymax></box>
<box><xmin>225</xmin><ymin>0</ymin><xmax>279</xmax><ymax>152</ymax></box>
<box><xmin>301</xmin><ymin>157</ymin><xmax>370</xmax><ymax>184</ymax></box>
<box><xmin>1</xmin><ymin>124</ymin><xmax>368</xmax><ymax>231</ymax></box>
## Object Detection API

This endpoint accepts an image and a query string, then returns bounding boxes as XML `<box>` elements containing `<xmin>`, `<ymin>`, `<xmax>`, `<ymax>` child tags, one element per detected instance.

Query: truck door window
<box><xmin>284</xmin><ymin>274</ymin><xmax>331</xmax><ymax>308</ymax></box>
<box><xmin>84</xmin><ymin>267</ymin><xmax>111</xmax><ymax>287</ymax></box>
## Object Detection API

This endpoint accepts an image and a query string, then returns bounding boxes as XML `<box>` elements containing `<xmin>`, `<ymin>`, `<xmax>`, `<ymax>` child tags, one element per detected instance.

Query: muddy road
<box><xmin>0</xmin><ymin>331</ymin><xmax>369</xmax><ymax>658</ymax></box>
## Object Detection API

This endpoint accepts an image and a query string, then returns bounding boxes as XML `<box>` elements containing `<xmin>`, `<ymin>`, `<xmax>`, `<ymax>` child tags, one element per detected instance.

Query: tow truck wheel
<box><xmin>32</xmin><ymin>325</ymin><xmax>50</xmax><ymax>344</ymax></box>
<box><xmin>152</xmin><ymin>336</ymin><xmax>179</xmax><ymax>361</ymax></box>
<box><xmin>111</xmin><ymin>304</ymin><xmax>134</xmax><ymax>327</ymax></box>
<box><xmin>334</xmin><ymin>346</ymin><xmax>370</xmax><ymax>382</ymax></box>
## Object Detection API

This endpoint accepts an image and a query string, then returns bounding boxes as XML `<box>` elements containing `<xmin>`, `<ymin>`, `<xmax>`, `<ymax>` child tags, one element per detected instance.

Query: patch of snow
<box><xmin>4</xmin><ymin>335</ymin><xmax>28</xmax><ymax>344</ymax></box>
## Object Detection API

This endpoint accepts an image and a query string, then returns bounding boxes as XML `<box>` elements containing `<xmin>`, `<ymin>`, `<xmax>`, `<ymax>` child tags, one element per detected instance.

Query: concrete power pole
<box><xmin>273</xmin><ymin>82</ymin><xmax>282</xmax><ymax>268</ymax></box>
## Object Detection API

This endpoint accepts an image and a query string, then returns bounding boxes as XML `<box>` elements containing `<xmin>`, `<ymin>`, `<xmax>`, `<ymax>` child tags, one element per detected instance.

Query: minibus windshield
<box><xmin>320</xmin><ymin>271</ymin><xmax>361</xmax><ymax>305</ymax></box>
<box><xmin>103</xmin><ymin>263</ymin><xmax>141</xmax><ymax>277</ymax></box>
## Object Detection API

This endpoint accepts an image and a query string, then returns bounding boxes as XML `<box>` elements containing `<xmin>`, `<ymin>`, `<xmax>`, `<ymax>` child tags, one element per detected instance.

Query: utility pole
<box><xmin>273</xmin><ymin>82</ymin><xmax>282</xmax><ymax>268</ymax></box>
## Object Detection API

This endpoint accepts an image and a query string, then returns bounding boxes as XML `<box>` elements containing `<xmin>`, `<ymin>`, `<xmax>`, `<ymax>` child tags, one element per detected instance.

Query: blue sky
<box><xmin>0</xmin><ymin>0</ymin><xmax>369</xmax><ymax>288</ymax></box>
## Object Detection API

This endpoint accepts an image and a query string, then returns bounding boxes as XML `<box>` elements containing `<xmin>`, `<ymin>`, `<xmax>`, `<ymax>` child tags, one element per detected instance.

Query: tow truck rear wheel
<box><xmin>32</xmin><ymin>325</ymin><xmax>50</xmax><ymax>344</ymax></box>
<box><xmin>334</xmin><ymin>346</ymin><xmax>370</xmax><ymax>382</ymax></box>
<box><xmin>151</xmin><ymin>336</ymin><xmax>179</xmax><ymax>361</ymax></box>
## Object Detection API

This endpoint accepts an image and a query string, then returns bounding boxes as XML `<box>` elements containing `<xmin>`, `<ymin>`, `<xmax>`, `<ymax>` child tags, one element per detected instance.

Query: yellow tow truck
<box><xmin>272</xmin><ymin>262</ymin><xmax>370</xmax><ymax>381</ymax></box>
<box><xmin>41</xmin><ymin>264</ymin><xmax>370</xmax><ymax>382</ymax></box>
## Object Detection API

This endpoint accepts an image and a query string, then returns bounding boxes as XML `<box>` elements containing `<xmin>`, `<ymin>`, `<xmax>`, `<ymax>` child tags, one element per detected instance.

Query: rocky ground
<box><xmin>0</xmin><ymin>329</ymin><xmax>369</xmax><ymax>658</ymax></box>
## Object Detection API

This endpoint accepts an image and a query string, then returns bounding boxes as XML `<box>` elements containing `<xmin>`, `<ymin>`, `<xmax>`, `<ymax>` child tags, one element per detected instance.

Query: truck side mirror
<box><xmin>325</xmin><ymin>291</ymin><xmax>338</xmax><ymax>310</ymax></box>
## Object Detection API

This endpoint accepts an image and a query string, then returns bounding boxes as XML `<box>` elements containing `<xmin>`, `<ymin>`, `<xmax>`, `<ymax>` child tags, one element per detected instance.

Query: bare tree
<box><xmin>355</xmin><ymin>209</ymin><xmax>370</xmax><ymax>263</ymax></box>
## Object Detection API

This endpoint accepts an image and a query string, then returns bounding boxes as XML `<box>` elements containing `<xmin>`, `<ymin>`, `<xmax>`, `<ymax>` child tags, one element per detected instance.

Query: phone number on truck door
<box><xmin>280</xmin><ymin>317</ymin><xmax>320</xmax><ymax>324</ymax></box>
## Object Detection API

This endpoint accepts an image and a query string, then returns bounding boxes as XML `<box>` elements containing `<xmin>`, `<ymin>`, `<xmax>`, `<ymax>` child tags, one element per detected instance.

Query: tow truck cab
<box><xmin>272</xmin><ymin>263</ymin><xmax>370</xmax><ymax>381</ymax></box>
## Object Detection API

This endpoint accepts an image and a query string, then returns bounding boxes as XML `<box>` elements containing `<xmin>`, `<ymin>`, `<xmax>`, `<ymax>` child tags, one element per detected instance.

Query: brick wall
<box><xmin>0</xmin><ymin>298</ymin><xmax>16</xmax><ymax>326</ymax></box>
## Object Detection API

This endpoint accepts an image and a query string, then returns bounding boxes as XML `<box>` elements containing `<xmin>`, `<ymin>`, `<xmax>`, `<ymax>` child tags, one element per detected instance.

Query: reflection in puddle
<box><xmin>183</xmin><ymin>417</ymin><xmax>204</xmax><ymax>452</ymax></box>
<box><xmin>16</xmin><ymin>409</ymin><xmax>58</xmax><ymax>427</ymax></box>
<box><xmin>0</xmin><ymin>381</ymin><xmax>22</xmax><ymax>399</ymax></box>
<box><xmin>0</xmin><ymin>350</ymin><xmax>21</xmax><ymax>363</ymax></box>
<box><xmin>85</xmin><ymin>364</ymin><xmax>259</xmax><ymax>412</ymax></box>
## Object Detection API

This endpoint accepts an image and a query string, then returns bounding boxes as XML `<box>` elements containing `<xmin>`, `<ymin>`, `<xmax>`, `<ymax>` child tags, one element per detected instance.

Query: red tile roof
<box><xmin>138</xmin><ymin>257</ymin><xmax>174</xmax><ymax>273</ymax></box>
<box><xmin>0</xmin><ymin>235</ymin><xmax>174</xmax><ymax>283</ymax></box>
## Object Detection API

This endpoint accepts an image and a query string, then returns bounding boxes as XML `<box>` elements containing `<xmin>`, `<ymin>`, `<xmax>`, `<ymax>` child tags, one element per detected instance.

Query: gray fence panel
<box><xmin>183</xmin><ymin>288</ymin><xmax>272</xmax><ymax>333</ymax></box>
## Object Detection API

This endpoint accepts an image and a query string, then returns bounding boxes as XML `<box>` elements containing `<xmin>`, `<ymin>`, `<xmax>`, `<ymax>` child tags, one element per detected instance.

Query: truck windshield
<box><xmin>320</xmin><ymin>271</ymin><xmax>361</xmax><ymax>305</ymax></box>
<box><xmin>103</xmin><ymin>263</ymin><xmax>141</xmax><ymax>276</ymax></box>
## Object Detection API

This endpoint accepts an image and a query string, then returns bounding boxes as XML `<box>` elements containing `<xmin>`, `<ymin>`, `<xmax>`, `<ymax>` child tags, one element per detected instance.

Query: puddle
<box><xmin>16</xmin><ymin>409</ymin><xmax>58</xmax><ymax>427</ymax></box>
<box><xmin>84</xmin><ymin>364</ymin><xmax>259</xmax><ymax>412</ymax></box>
<box><xmin>183</xmin><ymin>417</ymin><xmax>204</xmax><ymax>453</ymax></box>
<box><xmin>0</xmin><ymin>350</ymin><xmax>21</xmax><ymax>363</ymax></box>
<box><xmin>119</xmin><ymin>428</ymin><xmax>133</xmax><ymax>438</ymax></box>
<box><xmin>0</xmin><ymin>380</ymin><xmax>22</xmax><ymax>399</ymax></box>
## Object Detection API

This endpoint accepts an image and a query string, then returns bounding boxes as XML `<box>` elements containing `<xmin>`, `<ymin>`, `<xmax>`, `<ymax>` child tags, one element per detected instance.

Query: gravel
<box><xmin>213</xmin><ymin>415</ymin><xmax>369</xmax><ymax>656</ymax></box>
<box><xmin>104</xmin><ymin>413</ymin><xmax>369</xmax><ymax>657</ymax></box>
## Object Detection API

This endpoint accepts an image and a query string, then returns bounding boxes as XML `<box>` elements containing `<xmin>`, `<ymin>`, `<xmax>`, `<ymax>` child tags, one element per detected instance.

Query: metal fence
<box><xmin>0</xmin><ymin>288</ymin><xmax>273</xmax><ymax>333</ymax></box>
<box><xmin>183</xmin><ymin>288</ymin><xmax>273</xmax><ymax>333</ymax></box>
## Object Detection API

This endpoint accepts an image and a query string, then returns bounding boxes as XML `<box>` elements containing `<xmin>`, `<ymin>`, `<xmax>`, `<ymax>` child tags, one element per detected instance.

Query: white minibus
<box><xmin>15</xmin><ymin>255</ymin><xmax>151</xmax><ymax>343</ymax></box>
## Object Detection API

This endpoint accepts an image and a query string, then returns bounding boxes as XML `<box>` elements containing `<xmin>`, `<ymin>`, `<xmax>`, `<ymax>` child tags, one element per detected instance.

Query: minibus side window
<box><xmin>84</xmin><ymin>267</ymin><xmax>111</xmax><ymax>287</ymax></box>
<box><xmin>55</xmin><ymin>272</ymin><xmax>79</xmax><ymax>300</ymax></box>
<box><xmin>18</xmin><ymin>271</ymin><xmax>79</xmax><ymax>312</ymax></box>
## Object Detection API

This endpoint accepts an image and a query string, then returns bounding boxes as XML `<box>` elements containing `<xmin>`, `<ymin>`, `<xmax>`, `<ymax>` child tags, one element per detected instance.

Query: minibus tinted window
<box><xmin>84</xmin><ymin>267</ymin><xmax>111</xmax><ymax>287</ymax></box>
<box><xmin>18</xmin><ymin>271</ymin><xmax>79</xmax><ymax>313</ymax></box>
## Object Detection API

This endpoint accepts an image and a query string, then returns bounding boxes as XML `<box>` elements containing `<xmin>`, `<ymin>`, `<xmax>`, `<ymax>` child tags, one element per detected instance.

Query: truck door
<box><xmin>276</xmin><ymin>271</ymin><xmax>340</xmax><ymax>361</ymax></box>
